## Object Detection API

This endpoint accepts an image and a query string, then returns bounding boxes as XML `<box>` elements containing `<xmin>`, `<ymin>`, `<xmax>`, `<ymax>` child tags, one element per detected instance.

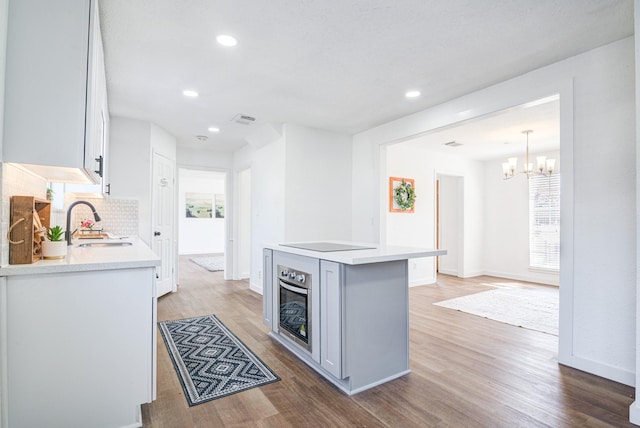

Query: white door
<box><xmin>152</xmin><ymin>151</ymin><xmax>176</xmax><ymax>296</ymax></box>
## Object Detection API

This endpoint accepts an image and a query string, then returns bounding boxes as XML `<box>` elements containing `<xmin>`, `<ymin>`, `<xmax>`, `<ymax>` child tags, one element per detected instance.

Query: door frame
<box><xmin>176</xmin><ymin>165</ymin><xmax>233</xmax><ymax>280</ymax></box>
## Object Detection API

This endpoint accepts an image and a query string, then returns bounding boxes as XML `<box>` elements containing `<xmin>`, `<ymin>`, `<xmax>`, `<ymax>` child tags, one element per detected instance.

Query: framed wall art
<box><xmin>389</xmin><ymin>177</ymin><xmax>416</xmax><ymax>213</ymax></box>
<box><xmin>185</xmin><ymin>193</ymin><xmax>213</xmax><ymax>218</ymax></box>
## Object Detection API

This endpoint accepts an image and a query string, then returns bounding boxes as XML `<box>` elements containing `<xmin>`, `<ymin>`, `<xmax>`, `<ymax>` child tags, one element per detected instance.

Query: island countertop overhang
<box><xmin>264</xmin><ymin>241</ymin><xmax>446</xmax><ymax>265</ymax></box>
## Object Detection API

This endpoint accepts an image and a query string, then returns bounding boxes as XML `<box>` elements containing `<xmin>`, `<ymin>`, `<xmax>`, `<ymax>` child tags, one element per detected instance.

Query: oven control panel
<box><xmin>278</xmin><ymin>266</ymin><xmax>308</xmax><ymax>288</ymax></box>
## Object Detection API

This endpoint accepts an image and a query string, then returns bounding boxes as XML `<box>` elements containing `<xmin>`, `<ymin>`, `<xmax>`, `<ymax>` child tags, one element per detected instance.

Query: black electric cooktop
<box><xmin>280</xmin><ymin>242</ymin><xmax>376</xmax><ymax>252</ymax></box>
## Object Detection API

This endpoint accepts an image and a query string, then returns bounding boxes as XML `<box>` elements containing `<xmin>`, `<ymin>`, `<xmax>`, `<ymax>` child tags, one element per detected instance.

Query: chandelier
<box><xmin>502</xmin><ymin>130</ymin><xmax>555</xmax><ymax>180</ymax></box>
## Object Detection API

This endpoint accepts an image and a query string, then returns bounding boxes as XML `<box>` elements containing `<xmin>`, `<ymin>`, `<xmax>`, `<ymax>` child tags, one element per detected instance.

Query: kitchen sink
<box><xmin>76</xmin><ymin>242</ymin><xmax>133</xmax><ymax>248</ymax></box>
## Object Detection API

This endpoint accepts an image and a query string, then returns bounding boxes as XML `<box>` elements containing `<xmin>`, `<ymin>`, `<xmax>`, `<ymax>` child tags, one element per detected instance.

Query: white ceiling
<box><xmin>99</xmin><ymin>0</ymin><xmax>633</xmax><ymax>153</ymax></box>
<box><xmin>402</xmin><ymin>95</ymin><xmax>560</xmax><ymax>160</ymax></box>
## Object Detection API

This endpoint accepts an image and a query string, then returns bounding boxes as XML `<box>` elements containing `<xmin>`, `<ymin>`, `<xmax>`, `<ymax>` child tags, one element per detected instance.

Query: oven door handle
<box><xmin>279</xmin><ymin>280</ymin><xmax>308</xmax><ymax>295</ymax></box>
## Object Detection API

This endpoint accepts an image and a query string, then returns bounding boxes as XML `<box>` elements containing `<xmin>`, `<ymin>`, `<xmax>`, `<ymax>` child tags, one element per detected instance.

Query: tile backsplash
<box><xmin>1</xmin><ymin>163</ymin><xmax>140</xmax><ymax>265</ymax></box>
<box><xmin>63</xmin><ymin>195</ymin><xmax>138</xmax><ymax>238</ymax></box>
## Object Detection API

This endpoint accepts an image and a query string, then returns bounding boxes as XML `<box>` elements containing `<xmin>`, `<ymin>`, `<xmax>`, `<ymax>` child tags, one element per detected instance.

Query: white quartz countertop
<box><xmin>0</xmin><ymin>237</ymin><xmax>160</xmax><ymax>276</ymax></box>
<box><xmin>265</xmin><ymin>241</ymin><xmax>446</xmax><ymax>265</ymax></box>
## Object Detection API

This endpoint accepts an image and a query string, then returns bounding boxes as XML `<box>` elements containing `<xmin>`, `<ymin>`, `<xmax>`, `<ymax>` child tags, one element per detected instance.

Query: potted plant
<box><xmin>41</xmin><ymin>225</ymin><xmax>67</xmax><ymax>260</ymax></box>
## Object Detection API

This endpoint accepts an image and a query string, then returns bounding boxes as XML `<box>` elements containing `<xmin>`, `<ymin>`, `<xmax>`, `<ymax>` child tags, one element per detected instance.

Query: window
<box><xmin>529</xmin><ymin>174</ymin><xmax>560</xmax><ymax>270</ymax></box>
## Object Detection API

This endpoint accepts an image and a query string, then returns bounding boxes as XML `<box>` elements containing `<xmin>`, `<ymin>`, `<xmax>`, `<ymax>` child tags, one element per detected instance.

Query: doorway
<box><xmin>178</xmin><ymin>168</ymin><xmax>227</xmax><ymax>274</ymax></box>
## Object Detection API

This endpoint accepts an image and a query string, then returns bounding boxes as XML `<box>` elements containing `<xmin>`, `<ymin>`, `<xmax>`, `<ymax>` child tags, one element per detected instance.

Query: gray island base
<box><xmin>263</xmin><ymin>242</ymin><xmax>445</xmax><ymax>395</ymax></box>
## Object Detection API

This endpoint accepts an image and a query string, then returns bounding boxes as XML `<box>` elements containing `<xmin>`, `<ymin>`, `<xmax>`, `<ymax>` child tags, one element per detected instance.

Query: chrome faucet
<box><xmin>65</xmin><ymin>200</ymin><xmax>102</xmax><ymax>245</ymax></box>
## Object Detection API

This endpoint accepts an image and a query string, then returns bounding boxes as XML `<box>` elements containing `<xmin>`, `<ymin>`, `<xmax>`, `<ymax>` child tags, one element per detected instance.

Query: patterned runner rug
<box><xmin>190</xmin><ymin>255</ymin><xmax>224</xmax><ymax>272</ymax></box>
<box><xmin>158</xmin><ymin>314</ymin><xmax>280</xmax><ymax>405</ymax></box>
<box><xmin>433</xmin><ymin>287</ymin><xmax>558</xmax><ymax>335</ymax></box>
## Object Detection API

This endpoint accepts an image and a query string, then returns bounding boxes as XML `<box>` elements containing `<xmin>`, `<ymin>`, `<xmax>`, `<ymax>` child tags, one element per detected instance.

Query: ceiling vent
<box><xmin>444</xmin><ymin>140</ymin><xmax>463</xmax><ymax>147</ymax></box>
<box><xmin>232</xmin><ymin>114</ymin><xmax>256</xmax><ymax>125</ymax></box>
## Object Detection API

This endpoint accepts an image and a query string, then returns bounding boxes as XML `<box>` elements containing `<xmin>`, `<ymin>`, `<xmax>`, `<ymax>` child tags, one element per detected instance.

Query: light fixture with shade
<box><xmin>502</xmin><ymin>130</ymin><xmax>555</xmax><ymax>179</ymax></box>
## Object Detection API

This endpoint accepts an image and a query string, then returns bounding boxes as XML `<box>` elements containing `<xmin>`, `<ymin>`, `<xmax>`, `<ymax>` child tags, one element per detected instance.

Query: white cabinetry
<box><xmin>1</xmin><ymin>267</ymin><xmax>156</xmax><ymax>427</ymax></box>
<box><xmin>320</xmin><ymin>260</ymin><xmax>344</xmax><ymax>379</ymax></box>
<box><xmin>3</xmin><ymin>0</ymin><xmax>109</xmax><ymax>186</ymax></box>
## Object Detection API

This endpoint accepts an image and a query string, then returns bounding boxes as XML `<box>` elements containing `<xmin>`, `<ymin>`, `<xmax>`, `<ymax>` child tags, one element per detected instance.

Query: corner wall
<box><xmin>283</xmin><ymin>124</ymin><xmax>352</xmax><ymax>242</ymax></box>
<box><xmin>483</xmin><ymin>150</ymin><xmax>560</xmax><ymax>285</ymax></box>
<box><xmin>385</xmin><ymin>144</ymin><xmax>485</xmax><ymax>284</ymax></box>
<box><xmin>234</xmin><ymin>123</ymin><xmax>352</xmax><ymax>293</ymax></box>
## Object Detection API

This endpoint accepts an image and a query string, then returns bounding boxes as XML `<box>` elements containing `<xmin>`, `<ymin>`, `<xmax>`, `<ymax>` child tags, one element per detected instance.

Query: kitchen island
<box><xmin>263</xmin><ymin>241</ymin><xmax>445</xmax><ymax>395</ymax></box>
<box><xmin>0</xmin><ymin>238</ymin><xmax>160</xmax><ymax>428</ymax></box>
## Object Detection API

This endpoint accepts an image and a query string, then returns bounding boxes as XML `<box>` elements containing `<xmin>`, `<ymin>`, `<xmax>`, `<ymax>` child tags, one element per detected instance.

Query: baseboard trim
<box><xmin>249</xmin><ymin>281</ymin><xmax>263</xmax><ymax>295</ymax></box>
<box><xmin>409</xmin><ymin>277</ymin><xmax>436</xmax><ymax>287</ymax></box>
<box><xmin>629</xmin><ymin>400</ymin><xmax>640</xmax><ymax>425</ymax></box>
<box><xmin>483</xmin><ymin>270</ymin><xmax>559</xmax><ymax>286</ymax></box>
<box><xmin>559</xmin><ymin>355</ymin><xmax>634</xmax><ymax>387</ymax></box>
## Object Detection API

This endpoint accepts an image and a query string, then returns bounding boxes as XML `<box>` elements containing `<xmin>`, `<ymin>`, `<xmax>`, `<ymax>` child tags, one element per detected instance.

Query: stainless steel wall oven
<box><xmin>277</xmin><ymin>264</ymin><xmax>312</xmax><ymax>352</ymax></box>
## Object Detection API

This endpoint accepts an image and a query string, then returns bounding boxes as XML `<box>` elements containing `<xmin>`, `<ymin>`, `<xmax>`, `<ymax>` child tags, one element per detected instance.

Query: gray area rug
<box><xmin>433</xmin><ymin>287</ymin><xmax>559</xmax><ymax>335</ymax></box>
<box><xmin>158</xmin><ymin>314</ymin><xmax>280</xmax><ymax>406</ymax></box>
<box><xmin>190</xmin><ymin>255</ymin><xmax>224</xmax><ymax>272</ymax></box>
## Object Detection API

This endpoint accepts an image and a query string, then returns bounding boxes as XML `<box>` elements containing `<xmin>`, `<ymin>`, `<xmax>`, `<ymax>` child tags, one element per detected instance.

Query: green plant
<box><xmin>46</xmin><ymin>225</ymin><xmax>65</xmax><ymax>242</ymax></box>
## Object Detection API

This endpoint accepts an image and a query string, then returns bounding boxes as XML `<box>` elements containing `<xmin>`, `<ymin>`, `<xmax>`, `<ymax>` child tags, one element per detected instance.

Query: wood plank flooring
<box><xmin>141</xmin><ymin>257</ymin><xmax>636</xmax><ymax>427</ymax></box>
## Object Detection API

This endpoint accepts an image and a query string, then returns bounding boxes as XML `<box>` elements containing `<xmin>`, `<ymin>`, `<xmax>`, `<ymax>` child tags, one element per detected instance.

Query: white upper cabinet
<box><xmin>3</xmin><ymin>0</ymin><xmax>109</xmax><ymax>185</ymax></box>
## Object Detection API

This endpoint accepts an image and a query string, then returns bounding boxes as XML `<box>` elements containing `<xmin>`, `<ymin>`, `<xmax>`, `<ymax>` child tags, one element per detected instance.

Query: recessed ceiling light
<box><xmin>183</xmin><ymin>90</ymin><xmax>199</xmax><ymax>98</ymax></box>
<box><xmin>208</xmin><ymin>127</ymin><xmax>220</xmax><ymax>133</ymax></box>
<box><xmin>405</xmin><ymin>90</ymin><xmax>421</xmax><ymax>98</ymax></box>
<box><xmin>216</xmin><ymin>34</ymin><xmax>237</xmax><ymax>47</ymax></box>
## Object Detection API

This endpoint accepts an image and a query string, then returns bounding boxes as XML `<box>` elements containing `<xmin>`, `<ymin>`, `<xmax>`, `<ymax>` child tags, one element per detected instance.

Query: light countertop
<box><xmin>0</xmin><ymin>237</ymin><xmax>160</xmax><ymax>276</ymax></box>
<box><xmin>265</xmin><ymin>241</ymin><xmax>446</xmax><ymax>265</ymax></box>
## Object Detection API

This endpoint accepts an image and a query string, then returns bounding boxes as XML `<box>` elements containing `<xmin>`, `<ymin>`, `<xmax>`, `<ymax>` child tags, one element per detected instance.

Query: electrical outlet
<box><xmin>258</xmin><ymin>270</ymin><xmax>262</xmax><ymax>280</ymax></box>
<box><xmin>412</xmin><ymin>262</ymin><xmax>417</xmax><ymax>270</ymax></box>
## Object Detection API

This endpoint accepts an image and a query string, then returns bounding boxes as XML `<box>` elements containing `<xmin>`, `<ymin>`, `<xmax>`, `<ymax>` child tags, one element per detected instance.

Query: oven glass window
<box><xmin>279</xmin><ymin>283</ymin><xmax>308</xmax><ymax>344</ymax></box>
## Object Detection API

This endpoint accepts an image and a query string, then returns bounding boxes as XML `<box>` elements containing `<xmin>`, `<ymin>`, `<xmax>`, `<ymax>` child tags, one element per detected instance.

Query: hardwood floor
<box><xmin>141</xmin><ymin>257</ymin><xmax>636</xmax><ymax>427</ymax></box>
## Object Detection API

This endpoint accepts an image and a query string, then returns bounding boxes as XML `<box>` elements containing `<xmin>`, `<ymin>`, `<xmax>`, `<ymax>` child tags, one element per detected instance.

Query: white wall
<box><xmin>249</xmin><ymin>137</ymin><xmax>286</xmax><ymax>292</ymax></box>
<box><xmin>632</xmin><ymin>2</ymin><xmax>640</xmax><ymax>424</ymax></box>
<box><xmin>354</xmin><ymin>38</ymin><xmax>636</xmax><ymax>387</ymax></box>
<box><xmin>438</xmin><ymin>174</ymin><xmax>462</xmax><ymax>276</ymax></box>
<box><xmin>150</xmin><ymin>123</ymin><xmax>177</xmax><ymax>160</ymax></box>
<box><xmin>236</xmin><ymin>168</ymin><xmax>251</xmax><ymax>278</ymax></box>
<box><xmin>385</xmin><ymin>144</ymin><xmax>484</xmax><ymax>285</ymax></box>
<box><xmin>109</xmin><ymin>117</ymin><xmax>151</xmax><ymax>242</ymax></box>
<box><xmin>109</xmin><ymin>117</ymin><xmax>176</xmax><ymax>245</ymax></box>
<box><xmin>178</xmin><ymin>147</ymin><xmax>233</xmax><ymax>171</ymax></box>
<box><xmin>178</xmin><ymin>169</ymin><xmax>225</xmax><ymax>254</ymax></box>
<box><xmin>483</xmin><ymin>150</ymin><xmax>560</xmax><ymax>285</ymax></box>
<box><xmin>283</xmin><ymin>124</ymin><xmax>352</xmax><ymax>242</ymax></box>
<box><xmin>234</xmin><ymin>124</ymin><xmax>352</xmax><ymax>292</ymax></box>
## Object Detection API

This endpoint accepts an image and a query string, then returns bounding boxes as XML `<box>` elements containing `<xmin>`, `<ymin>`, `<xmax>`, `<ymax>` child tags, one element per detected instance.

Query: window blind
<box><xmin>529</xmin><ymin>174</ymin><xmax>560</xmax><ymax>270</ymax></box>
